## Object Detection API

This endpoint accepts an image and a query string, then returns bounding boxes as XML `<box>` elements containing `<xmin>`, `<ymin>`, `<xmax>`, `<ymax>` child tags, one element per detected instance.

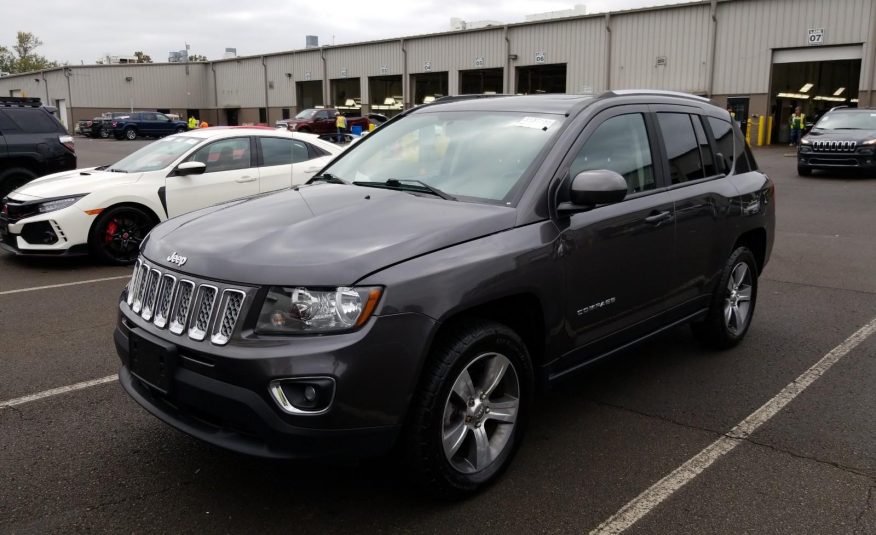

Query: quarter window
<box><xmin>259</xmin><ymin>137</ymin><xmax>311</xmax><ymax>166</ymax></box>
<box><xmin>188</xmin><ymin>138</ymin><xmax>252</xmax><ymax>173</ymax></box>
<box><xmin>707</xmin><ymin>117</ymin><xmax>735</xmax><ymax>174</ymax></box>
<box><xmin>657</xmin><ymin>113</ymin><xmax>705</xmax><ymax>183</ymax></box>
<box><xmin>570</xmin><ymin>113</ymin><xmax>656</xmax><ymax>193</ymax></box>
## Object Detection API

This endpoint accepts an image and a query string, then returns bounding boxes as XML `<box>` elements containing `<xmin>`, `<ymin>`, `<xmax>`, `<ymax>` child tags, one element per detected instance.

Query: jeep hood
<box><xmin>142</xmin><ymin>184</ymin><xmax>517</xmax><ymax>286</ymax></box>
<box><xmin>12</xmin><ymin>168</ymin><xmax>141</xmax><ymax>199</ymax></box>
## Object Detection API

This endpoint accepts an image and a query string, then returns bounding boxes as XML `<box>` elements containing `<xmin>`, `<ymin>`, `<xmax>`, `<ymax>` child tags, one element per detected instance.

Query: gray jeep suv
<box><xmin>114</xmin><ymin>91</ymin><xmax>774</xmax><ymax>495</ymax></box>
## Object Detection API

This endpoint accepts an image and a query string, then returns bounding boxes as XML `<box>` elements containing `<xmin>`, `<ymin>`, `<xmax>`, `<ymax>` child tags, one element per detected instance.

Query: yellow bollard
<box><xmin>756</xmin><ymin>115</ymin><xmax>765</xmax><ymax>146</ymax></box>
<box><xmin>746</xmin><ymin>117</ymin><xmax>752</xmax><ymax>145</ymax></box>
<box><xmin>766</xmin><ymin>115</ymin><xmax>773</xmax><ymax>145</ymax></box>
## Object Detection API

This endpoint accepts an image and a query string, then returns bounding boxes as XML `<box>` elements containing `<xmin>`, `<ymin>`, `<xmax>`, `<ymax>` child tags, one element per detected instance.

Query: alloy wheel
<box><xmin>102</xmin><ymin>211</ymin><xmax>148</xmax><ymax>263</ymax></box>
<box><xmin>441</xmin><ymin>352</ymin><xmax>520</xmax><ymax>474</ymax></box>
<box><xmin>724</xmin><ymin>262</ymin><xmax>753</xmax><ymax>335</ymax></box>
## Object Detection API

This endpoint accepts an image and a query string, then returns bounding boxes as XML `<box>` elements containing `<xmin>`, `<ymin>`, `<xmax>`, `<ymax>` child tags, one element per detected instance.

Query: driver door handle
<box><xmin>235</xmin><ymin>176</ymin><xmax>257</xmax><ymax>183</ymax></box>
<box><xmin>644</xmin><ymin>210</ymin><xmax>673</xmax><ymax>225</ymax></box>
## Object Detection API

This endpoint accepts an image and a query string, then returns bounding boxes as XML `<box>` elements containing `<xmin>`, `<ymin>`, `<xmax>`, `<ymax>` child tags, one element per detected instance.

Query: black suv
<box><xmin>78</xmin><ymin>112</ymin><xmax>130</xmax><ymax>138</ymax></box>
<box><xmin>797</xmin><ymin>106</ymin><xmax>876</xmax><ymax>175</ymax></box>
<box><xmin>0</xmin><ymin>97</ymin><xmax>76</xmax><ymax>199</ymax></box>
<box><xmin>114</xmin><ymin>91</ymin><xmax>774</xmax><ymax>495</ymax></box>
<box><xmin>110</xmin><ymin>112</ymin><xmax>188</xmax><ymax>140</ymax></box>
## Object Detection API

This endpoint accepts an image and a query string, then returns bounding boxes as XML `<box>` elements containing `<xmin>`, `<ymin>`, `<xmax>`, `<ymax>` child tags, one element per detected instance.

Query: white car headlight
<box><xmin>257</xmin><ymin>286</ymin><xmax>382</xmax><ymax>334</ymax></box>
<box><xmin>37</xmin><ymin>195</ymin><xmax>87</xmax><ymax>214</ymax></box>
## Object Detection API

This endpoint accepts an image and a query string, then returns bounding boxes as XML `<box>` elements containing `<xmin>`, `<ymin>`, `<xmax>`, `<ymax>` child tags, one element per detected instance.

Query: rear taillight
<box><xmin>59</xmin><ymin>135</ymin><xmax>75</xmax><ymax>153</ymax></box>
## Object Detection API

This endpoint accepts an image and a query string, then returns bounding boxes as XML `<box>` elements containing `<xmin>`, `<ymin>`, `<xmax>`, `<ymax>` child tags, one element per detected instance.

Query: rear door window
<box><xmin>707</xmin><ymin>117</ymin><xmax>735</xmax><ymax>174</ymax></box>
<box><xmin>259</xmin><ymin>137</ymin><xmax>311</xmax><ymax>166</ymax></box>
<box><xmin>656</xmin><ymin>112</ymin><xmax>705</xmax><ymax>184</ymax></box>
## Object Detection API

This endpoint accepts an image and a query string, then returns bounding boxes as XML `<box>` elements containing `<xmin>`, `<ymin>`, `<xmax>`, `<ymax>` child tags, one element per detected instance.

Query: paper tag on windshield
<box><xmin>514</xmin><ymin>117</ymin><xmax>556</xmax><ymax>130</ymax></box>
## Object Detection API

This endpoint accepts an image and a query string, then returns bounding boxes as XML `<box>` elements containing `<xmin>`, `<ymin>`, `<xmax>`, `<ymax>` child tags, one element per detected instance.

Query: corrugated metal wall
<box><xmin>713</xmin><ymin>0</ymin><xmax>874</xmax><ymax>94</ymax></box>
<box><xmin>326</xmin><ymin>41</ymin><xmax>404</xmax><ymax>104</ymax></box>
<box><xmin>68</xmin><ymin>64</ymin><xmax>211</xmax><ymax>108</ymax></box>
<box><xmin>611</xmin><ymin>4</ymin><xmax>712</xmax><ymax>92</ymax></box>
<box><xmin>214</xmin><ymin>58</ymin><xmax>265</xmax><ymax>108</ymax></box>
<box><xmin>509</xmin><ymin>17</ymin><xmax>606</xmax><ymax>93</ymax></box>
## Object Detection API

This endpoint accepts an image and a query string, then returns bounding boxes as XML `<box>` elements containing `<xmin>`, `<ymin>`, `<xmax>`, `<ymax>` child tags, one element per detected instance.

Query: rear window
<box><xmin>2</xmin><ymin>108</ymin><xmax>64</xmax><ymax>134</ymax></box>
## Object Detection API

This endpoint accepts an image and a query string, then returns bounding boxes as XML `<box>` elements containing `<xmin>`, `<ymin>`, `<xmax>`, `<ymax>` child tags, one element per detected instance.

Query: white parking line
<box><xmin>0</xmin><ymin>275</ymin><xmax>130</xmax><ymax>296</ymax></box>
<box><xmin>0</xmin><ymin>375</ymin><xmax>118</xmax><ymax>409</ymax></box>
<box><xmin>590</xmin><ymin>315</ymin><xmax>876</xmax><ymax>535</ymax></box>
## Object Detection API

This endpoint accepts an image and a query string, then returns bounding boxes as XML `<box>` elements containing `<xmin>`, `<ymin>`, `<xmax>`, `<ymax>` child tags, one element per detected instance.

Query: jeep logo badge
<box><xmin>166</xmin><ymin>252</ymin><xmax>187</xmax><ymax>267</ymax></box>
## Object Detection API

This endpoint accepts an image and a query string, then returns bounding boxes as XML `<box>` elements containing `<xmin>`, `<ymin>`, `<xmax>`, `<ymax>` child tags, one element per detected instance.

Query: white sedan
<box><xmin>0</xmin><ymin>128</ymin><xmax>342</xmax><ymax>264</ymax></box>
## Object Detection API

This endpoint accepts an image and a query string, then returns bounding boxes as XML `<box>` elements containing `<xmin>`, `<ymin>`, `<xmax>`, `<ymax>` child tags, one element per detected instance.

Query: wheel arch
<box><xmin>733</xmin><ymin>227</ymin><xmax>767</xmax><ymax>274</ymax></box>
<box><xmin>86</xmin><ymin>200</ymin><xmax>162</xmax><ymax>241</ymax></box>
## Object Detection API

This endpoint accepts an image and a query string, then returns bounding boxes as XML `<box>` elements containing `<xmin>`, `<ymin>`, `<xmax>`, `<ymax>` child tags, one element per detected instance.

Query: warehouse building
<box><xmin>2</xmin><ymin>0</ymin><xmax>875</xmax><ymax>144</ymax></box>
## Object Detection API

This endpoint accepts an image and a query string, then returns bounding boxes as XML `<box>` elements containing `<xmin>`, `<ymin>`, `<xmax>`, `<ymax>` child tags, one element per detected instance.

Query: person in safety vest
<box><xmin>187</xmin><ymin>116</ymin><xmax>198</xmax><ymax>130</ymax></box>
<box><xmin>789</xmin><ymin>106</ymin><xmax>805</xmax><ymax>147</ymax></box>
<box><xmin>335</xmin><ymin>112</ymin><xmax>347</xmax><ymax>143</ymax></box>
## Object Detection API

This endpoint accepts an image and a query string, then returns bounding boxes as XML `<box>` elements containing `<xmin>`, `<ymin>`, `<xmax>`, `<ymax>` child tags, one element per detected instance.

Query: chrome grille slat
<box><xmin>814</xmin><ymin>140</ymin><xmax>857</xmax><ymax>153</ymax></box>
<box><xmin>152</xmin><ymin>274</ymin><xmax>177</xmax><ymax>329</ymax></box>
<box><xmin>126</xmin><ymin>259</ymin><xmax>142</xmax><ymax>306</ymax></box>
<box><xmin>169</xmin><ymin>280</ymin><xmax>196</xmax><ymax>335</ymax></box>
<box><xmin>210</xmin><ymin>290</ymin><xmax>246</xmax><ymax>346</ymax></box>
<box><xmin>140</xmin><ymin>269</ymin><xmax>161</xmax><ymax>321</ymax></box>
<box><xmin>188</xmin><ymin>285</ymin><xmax>218</xmax><ymax>341</ymax></box>
<box><xmin>131</xmin><ymin>263</ymin><xmax>150</xmax><ymax>313</ymax></box>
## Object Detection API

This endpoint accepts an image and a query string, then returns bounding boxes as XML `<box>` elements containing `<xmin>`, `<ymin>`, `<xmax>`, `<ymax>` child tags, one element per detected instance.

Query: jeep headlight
<box><xmin>799</xmin><ymin>137</ymin><xmax>812</xmax><ymax>145</ymax></box>
<box><xmin>37</xmin><ymin>194</ymin><xmax>87</xmax><ymax>214</ymax></box>
<box><xmin>257</xmin><ymin>286</ymin><xmax>382</xmax><ymax>334</ymax></box>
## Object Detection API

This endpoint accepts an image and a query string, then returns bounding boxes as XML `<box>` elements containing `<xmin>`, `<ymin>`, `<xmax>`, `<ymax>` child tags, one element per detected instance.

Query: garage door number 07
<box><xmin>807</xmin><ymin>28</ymin><xmax>824</xmax><ymax>46</ymax></box>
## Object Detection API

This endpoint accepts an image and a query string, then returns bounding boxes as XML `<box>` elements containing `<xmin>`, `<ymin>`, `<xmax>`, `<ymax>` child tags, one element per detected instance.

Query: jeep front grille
<box><xmin>125</xmin><ymin>258</ymin><xmax>248</xmax><ymax>345</ymax></box>
<box><xmin>813</xmin><ymin>140</ymin><xmax>857</xmax><ymax>152</ymax></box>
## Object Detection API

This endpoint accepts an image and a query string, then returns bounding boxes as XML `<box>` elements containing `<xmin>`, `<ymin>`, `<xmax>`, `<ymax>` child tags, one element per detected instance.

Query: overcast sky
<box><xmin>1</xmin><ymin>0</ymin><xmax>695</xmax><ymax>64</ymax></box>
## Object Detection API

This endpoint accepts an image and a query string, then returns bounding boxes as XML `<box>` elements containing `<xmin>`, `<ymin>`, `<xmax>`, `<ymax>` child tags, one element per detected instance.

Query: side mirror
<box><xmin>559</xmin><ymin>170</ymin><xmax>628</xmax><ymax>214</ymax></box>
<box><xmin>174</xmin><ymin>161</ymin><xmax>206</xmax><ymax>176</ymax></box>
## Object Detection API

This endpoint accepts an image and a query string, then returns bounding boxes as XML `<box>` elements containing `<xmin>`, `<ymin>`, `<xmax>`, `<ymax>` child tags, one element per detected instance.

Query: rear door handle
<box><xmin>644</xmin><ymin>210</ymin><xmax>673</xmax><ymax>225</ymax></box>
<box><xmin>235</xmin><ymin>176</ymin><xmax>257</xmax><ymax>183</ymax></box>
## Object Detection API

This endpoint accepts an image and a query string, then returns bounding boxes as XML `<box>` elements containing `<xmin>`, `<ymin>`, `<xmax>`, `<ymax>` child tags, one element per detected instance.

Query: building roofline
<box><xmin>0</xmin><ymin>0</ymin><xmax>720</xmax><ymax>78</ymax></box>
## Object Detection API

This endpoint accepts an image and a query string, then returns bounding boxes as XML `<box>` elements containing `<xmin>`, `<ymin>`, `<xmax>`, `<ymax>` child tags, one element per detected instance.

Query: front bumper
<box><xmin>0</xmin><ymin>206</ymin><xmax>92</xmax><ymax>256</ymax></box>
<box><xmin>114</xmin><ymin>294</ymin><xmax>436</xmax><ymax>459</ymax></box>
<box><xmin>798</xmin><ymin>151</ymin><xmax>876</xmax><ymax>169</ymax></box>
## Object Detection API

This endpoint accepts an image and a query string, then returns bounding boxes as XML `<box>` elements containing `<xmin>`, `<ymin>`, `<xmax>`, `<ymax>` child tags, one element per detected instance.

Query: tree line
<box><xmin>0</xmin><ymin>32</ymin><xmax>209</xmax><ymax>74</ymax></box>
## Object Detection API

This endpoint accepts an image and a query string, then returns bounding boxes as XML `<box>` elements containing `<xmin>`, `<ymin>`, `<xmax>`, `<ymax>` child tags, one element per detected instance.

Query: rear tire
<box><xmin>124</xmin><ymin>127</ymin><xmax>137</xmax><ymax>140</ymax></box>
<box><xmin>175</xmin><ymin>127</ymin><xmax>186</xmax><ymax>134</ymax></box>
<box><xmin>99</xmin><ymin>128</ymin><xmax>110</xmax><ymax>139</ymax></box>
<box><xmin>691</xmin><ymin>247</ymin><xmax>758</xmax><ymax>349</ymax></box>
<box><xmin>797</xmin><ymin>165</ymin><xmax>812</xmax><ymax>176</ymax></box>
<box><xmin>88</xmin><ymin>205</ymin><xmax>155</xmax><ymax>265</ymax></box>
<box><xmin>402</xmin><ymin>319</ymin><xmax>533</xmax><ymax>497</ymax></box>
<box><xmin>0</xmin><ymin>167</ymin><xmax>38</xmax><ymax>199</ymax></box>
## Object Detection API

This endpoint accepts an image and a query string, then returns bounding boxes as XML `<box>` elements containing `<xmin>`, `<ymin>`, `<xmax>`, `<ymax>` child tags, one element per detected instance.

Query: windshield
<box><xmin>321</xmin><ymin>111</ymin><xmax>564</xmax><ymax>203</ymax></box>
<box><xmin>108</xmin><ymin>136</ymin><xmax>203</xmax><ymax>173</ymax></box>
<box><xmin>814</xmin><ymin>111</ymin><xmax>876</xmax><ymax>130</ymax></box>
<box><xmin>295</xmin><ymin>109</ymin><xmax>317</xmax><ymax>120</ymax></box>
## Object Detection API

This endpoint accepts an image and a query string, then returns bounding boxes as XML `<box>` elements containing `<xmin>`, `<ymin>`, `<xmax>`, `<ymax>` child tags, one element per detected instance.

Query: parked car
<box><xmin>78</xmin><ymin>112</ymin><xmax>131</xmax><ymax>138</ymax></box>
<box><xmin>113</xmin><ymin>91</ymin><xmax>774</xmax><ymax>495</ymax></box>
<box><xmin>110</xmin><ymin>112</ymin><xmax>189</xmax><ymax>140</ymax></box>
<box><xmin>281</xmin><ymin>108</ymin><xmax>371</xmax><ymax>136</ymax></box>
<box><xmin>0</xmin><ymin>128</ymin><xmax>341</xmax><ymax>263</ymax></box>
<box><xmin>0</xmin><ymin>96</ymin><xmax>76</xmax><ymax>199</ymax></box>
<box><xmin>797</xmin><ymin>106</ymin><xmax>876</xmax><ymax>175</ymax></box>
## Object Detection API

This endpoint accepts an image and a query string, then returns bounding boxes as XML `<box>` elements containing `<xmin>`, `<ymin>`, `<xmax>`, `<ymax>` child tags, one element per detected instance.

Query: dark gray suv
<box><xmin>114</xmin><ymin>91</ymin><xmax>774</xmax><ymax>495</ymax></box>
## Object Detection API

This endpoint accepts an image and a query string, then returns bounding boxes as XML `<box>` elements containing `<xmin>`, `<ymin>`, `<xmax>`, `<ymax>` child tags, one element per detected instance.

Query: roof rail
<box><xmin>0</xmin><ymin>96</ymin><xmax>43</xmax><ymax>108</ymax></box>
<box><xmin>602</xmin><ymin>89</ymin><xmax>711</xmax><ymax>102</ymax></box>
<box><xmin>829</xmin><ymin>105</ymin><xmax>849</xmax><ymax>112</ymax></box>
<box><xmin>433</xmin><ymin>94</ymin><xmax>512</xmax><ymax>103</ymax></box>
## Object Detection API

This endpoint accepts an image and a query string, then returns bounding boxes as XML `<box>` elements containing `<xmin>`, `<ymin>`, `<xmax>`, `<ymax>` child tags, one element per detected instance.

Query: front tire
<box><xmin>88</xmin><ymin>205</ymin><xmax>154</xmax><ymax>265</ymax></box>
<box><xmin>403</xmin><ymin>320</ymin><xmax>533</xmax><ymax>497</ymax></box>
<box><xmin>692</xmin><ymin>247</ymin><xmax>758</xmax><ymax>349</ymax></box>
<box><xmin>99</xmin><ymin>128</ymin><xmax>110</xmax><ymax>139</ymax></box>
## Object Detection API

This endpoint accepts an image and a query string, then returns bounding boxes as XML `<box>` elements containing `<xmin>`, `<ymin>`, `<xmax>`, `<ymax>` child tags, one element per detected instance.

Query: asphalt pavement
<box><xmin>0</xmin><ymin>142</ymin><xmax>874</xmax><ymax>534</ymax></box>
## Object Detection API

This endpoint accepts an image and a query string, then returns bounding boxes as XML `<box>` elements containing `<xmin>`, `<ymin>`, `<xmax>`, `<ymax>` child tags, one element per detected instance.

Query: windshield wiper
<box><xmin>107</xmin><ymin>168</ymin><xmax>128</xmax><ymax>173</ymax></box>
<box><xmin>307</xmin><ymin>173</ymin><xmax>344</xmax><ymax>184</ymax></box>
<box><xmin>352</xmin><ymin>179</ymin><xmax>457</xmax><ymax>201</ymax></box>
<box><xmin>94</xmin><ymin>165</ymin><xmax>109</xmax><ymax>171</ymax></box>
